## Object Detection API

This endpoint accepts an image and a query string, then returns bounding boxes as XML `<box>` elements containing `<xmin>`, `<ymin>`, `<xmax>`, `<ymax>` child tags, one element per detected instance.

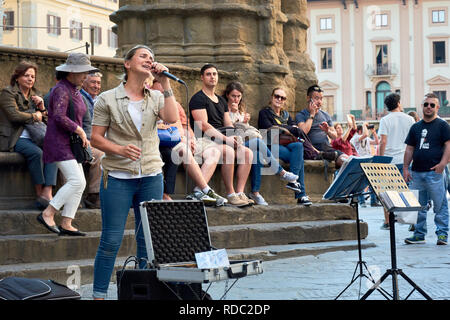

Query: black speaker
<box><xmin>116</xmin><ymin>269</ymin><xmax>206</xmax><ymax>300</ymax></box>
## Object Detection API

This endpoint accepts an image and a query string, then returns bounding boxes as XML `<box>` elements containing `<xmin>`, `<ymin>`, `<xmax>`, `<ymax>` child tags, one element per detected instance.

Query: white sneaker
<box><xmin>280</xmin><ymin>171</ymin><xmax>299</xmax><ymax>183</ymax></box>
<box><xmin>248</xmin><ymin>193</ymin><xmax>268</xmax><ymax>205</ymax></box>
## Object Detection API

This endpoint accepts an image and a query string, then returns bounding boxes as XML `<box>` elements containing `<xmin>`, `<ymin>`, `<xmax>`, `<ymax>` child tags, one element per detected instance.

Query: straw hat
<box><xmin>56</xmin><ymin>52</ymin><xmax>99</xmax><ymax>73</ymax></box>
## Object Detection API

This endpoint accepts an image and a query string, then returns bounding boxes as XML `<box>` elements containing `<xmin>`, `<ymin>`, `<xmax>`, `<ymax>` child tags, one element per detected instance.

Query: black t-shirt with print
<box><xmin>404</xmin><ymin>118</ymin><xmax>450</xmax><ymax>172</ymax></box>
<box><xmin>189</xmin><ymin>90</ymin><xmax>229</xmax><ymax>136</ymax></box>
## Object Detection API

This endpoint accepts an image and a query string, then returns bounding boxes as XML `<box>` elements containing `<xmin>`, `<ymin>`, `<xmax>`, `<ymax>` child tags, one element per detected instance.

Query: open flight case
<box><xmin>138</xmin><ymin>200</ymin><xmax>263</xmax><ymax>299</ymax></box>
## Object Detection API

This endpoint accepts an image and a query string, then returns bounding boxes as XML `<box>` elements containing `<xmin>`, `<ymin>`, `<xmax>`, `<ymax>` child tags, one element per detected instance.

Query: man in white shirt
<box><xmin>378</xmin><ymin>93</ymin><xmax>415</xmax><ymax>229</ymax></box>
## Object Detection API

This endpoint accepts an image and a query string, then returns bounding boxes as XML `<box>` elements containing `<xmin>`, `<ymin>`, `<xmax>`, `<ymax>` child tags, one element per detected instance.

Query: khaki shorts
<box><xmin>193</xmin><ymin>137</ymin><xmax>220</xmax><ymax>164</ymax></box>
<box><xmin>169</xmin><ymin>137</ymin><xmax>219</xmax><ymax>165</ymax></box>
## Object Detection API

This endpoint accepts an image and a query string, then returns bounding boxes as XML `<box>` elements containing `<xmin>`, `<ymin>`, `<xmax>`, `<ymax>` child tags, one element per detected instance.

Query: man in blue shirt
<box><xmin>80</xmin><ymin>72</ymin><xmax>103</xmax><ymax>209</ymax></box>
<box><xmin>80</xmin><ymin>72</ymin><xmax>102</xmax><ymax>119</ymax></box>
<box><xmin>403</xmin><ymin>93</ymin><xmax>450</xmax><ymax>245</ymax></box>
<box><xmin>295</xmin><ymin>85</ymin><xmax>347</xmax><ymax>167</ymax></box>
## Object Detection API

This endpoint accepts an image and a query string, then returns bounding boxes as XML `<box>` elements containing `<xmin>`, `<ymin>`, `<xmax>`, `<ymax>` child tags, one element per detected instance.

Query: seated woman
<box><xmin>223</xmin><ymin>82</ymin><xmax>302</xmax><ymax>206</ymax></box>
<box><xmin>0</xmin><ymin>61</ymin><xmax>57</xmax><ymax>210</ymax></box>
<box><xmin>331</xmin><ymin>114</ymin><xmax>358</xmax><ymax>156</ymax></box>
<box><xmin>257</xmin><ymin>87</ymin><xmax>312</xmax><ymax>206</ymax></box>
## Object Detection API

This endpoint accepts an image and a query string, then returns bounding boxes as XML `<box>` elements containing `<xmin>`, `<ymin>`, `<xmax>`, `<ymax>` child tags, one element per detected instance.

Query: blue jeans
<box><xmin>14</xmin><ymin>137</ymin><xmax>57</xmax><ymax>186</ymax></box>
<box><xmin>245</xmin><ymin>138</ymin><xmax>283</xmax><ymax>193</ymax></box>
<box><xmin>411</xmin><ymin>170</ymin><xmax>449</xmax><ymax>239</ymax></box>
<box><xmin>272</xmin><ymin>142</ymin><xmax>306</xmax><ymax>198</ymax></box>
<box><xmin>93</xmin><ymin>173</ymin><xmax>163</xmax><ymax>299</ymax></box>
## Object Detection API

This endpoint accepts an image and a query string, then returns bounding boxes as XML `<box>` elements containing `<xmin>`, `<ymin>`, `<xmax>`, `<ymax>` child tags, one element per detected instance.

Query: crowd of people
<box><xmin>0</xmin><ymin>44</ymin><xmax>448</xmax><ymax>299</ymax></box>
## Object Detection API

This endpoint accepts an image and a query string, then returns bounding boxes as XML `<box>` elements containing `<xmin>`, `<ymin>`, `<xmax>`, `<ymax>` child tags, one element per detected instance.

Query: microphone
<box><xmin>161</xmin><ymin>71</ymin><xmax>186</xmax><ymax>85</ymax></box>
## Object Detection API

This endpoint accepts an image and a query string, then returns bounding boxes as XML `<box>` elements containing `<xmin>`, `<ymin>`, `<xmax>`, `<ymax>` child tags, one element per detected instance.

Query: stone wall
<box><xmin>0</xmin><ymin>1</ymin><xmax>317</xmax><ymax>125</ymax></box>
<box><xmin>111</xmin><ymin>0</ymin><xmax>317</xmax><ymax>123</ymax></box>
<box><xmin>0</xmin><ymin>46</ymin><xmax>123</xmax><ymax>95</ymax></box>
<box><xmin>0</xmin><ymin>46</ymin><xmax>236</xmax><ymax>109</ymax></box>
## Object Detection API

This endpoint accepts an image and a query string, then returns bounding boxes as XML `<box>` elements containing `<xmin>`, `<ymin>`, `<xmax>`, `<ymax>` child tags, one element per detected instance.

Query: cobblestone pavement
<box><xmin>80</xmin><ymin>201</ymin><xmax>450</xmax><ymax>300</ymax></box>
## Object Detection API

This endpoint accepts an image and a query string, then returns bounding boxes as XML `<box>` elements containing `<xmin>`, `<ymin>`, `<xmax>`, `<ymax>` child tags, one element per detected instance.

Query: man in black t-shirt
<box><xmin>189</xmin><ymin>64</ymin><xmax>253</xmax><ymax>207</ymax></box>
<box><xmin>403</xmin><ymin>93</ymin><xmax>450</xmax><ymax>245</ymax></box>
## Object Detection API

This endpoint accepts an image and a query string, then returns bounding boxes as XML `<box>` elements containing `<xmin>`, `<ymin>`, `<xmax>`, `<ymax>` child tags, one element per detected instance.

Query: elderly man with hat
<box><xmin>37</xmin><ymin>52</ymin><xmax>98</xmax><ymax>236</ymax></box>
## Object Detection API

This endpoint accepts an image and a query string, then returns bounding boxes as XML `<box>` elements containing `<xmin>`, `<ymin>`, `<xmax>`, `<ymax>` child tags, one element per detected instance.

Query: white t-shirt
<box><xmin>109</xmin><ymin>99</ymin><xmax>162</xmax><ymax>179</ymax></box>
<box><xmin>378</xmin><ymin>111</ymin><xmax>415</xmax><ymax>164</ymax></box>
<box><xmin>229</xmin><ymin>110</ymin><xmax>245</xmax><ymax>124</ymax></box>
<box><xmin>350</xmin><ymin>133</ymin><xmax>373</xmax><ymax>157</ymax></box>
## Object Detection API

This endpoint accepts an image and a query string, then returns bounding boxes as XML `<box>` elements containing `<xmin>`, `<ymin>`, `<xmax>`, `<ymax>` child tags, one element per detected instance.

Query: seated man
<box><xmin>296</xmin><ymin>85</ymin><xmax>348</xmax><ymax>167</ymax></box>
<box><xmin>151</xmin><ymin>79</ymin><xmax>226</xmax><ymax>206</ymax></box>
<box><xmin>189</xmin><ymin>64</ymin><xmax>255</xmax><ymax>207</ymax></box>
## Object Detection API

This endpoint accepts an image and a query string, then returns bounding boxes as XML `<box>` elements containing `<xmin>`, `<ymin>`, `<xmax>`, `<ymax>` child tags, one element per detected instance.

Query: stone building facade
<box><xmin>110</xmin><ymin>0</ymin><xmax>317</xmax><ymax>120</ymax></box>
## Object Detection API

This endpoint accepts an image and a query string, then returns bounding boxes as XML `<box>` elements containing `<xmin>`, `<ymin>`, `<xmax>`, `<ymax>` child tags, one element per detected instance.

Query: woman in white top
<box><xmin>91</xmin><ymin>45</ymin><xmax>178</xmax><ymax>300</ymax></box>
<box><xmin>225</xmin><ymin>82</ymin><xmax>251</xmax><ymax>125</ymax></box>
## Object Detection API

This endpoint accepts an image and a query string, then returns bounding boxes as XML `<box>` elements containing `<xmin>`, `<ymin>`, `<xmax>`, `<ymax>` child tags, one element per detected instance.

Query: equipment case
<box><xmin>136</xmin><ymin>200</ymin><xmax>263</xmax><ymax>298</ymax></box>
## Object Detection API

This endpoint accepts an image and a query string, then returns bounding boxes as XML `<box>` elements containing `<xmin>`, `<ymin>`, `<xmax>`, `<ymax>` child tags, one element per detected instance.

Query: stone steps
<box><xmin>0</xmin><ymin>219</ymin><xmax>365</xmax><ymax>265</ymax></box>
<box><xmin>0</xmin><ymin>240</ymin><xmax>376</xmax><ymax>286</ymax></box>
<box><xmin>0</xmin><ymin>203</ymin><xmax>370</xmax><ymax>287</ymax></box>
<box><xmin>0</xmin><ymin>203</ymin><xmax>353</xmax><ymax>235</ymax></box>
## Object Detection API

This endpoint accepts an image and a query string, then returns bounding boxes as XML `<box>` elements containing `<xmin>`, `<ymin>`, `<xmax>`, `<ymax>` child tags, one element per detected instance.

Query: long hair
<box><xmin>10</xmin><ymin>61</ymin><xmax>38</xmax><ymax>87</ymax></box>
<box><xmin>223</xmin><ymin>81</ymin><xmax>246</xmax><ymax>114</ymax></box>
<box><xmin>123</xmin><ymin>45</ymin><xmax>154</xmax><ymax>82</ymax></box>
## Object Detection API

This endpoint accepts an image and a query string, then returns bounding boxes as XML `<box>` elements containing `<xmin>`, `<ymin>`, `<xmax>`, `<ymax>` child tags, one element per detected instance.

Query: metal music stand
<box><xmin>323</xmin><ymin>156</ymin><xmax>392</xmax><ymax>300</ymax></box>
<box><xmin>359</xmin><ymin>163</ymin><xmax>432</xmax><ymax>300</ymax></box>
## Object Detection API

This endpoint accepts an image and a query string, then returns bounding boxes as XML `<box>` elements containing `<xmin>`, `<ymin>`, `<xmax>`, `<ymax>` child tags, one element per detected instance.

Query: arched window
<box><xmin>376</xmin><ymin>81</ymin><xmax>391</xmax><ymax>118</ymax></box>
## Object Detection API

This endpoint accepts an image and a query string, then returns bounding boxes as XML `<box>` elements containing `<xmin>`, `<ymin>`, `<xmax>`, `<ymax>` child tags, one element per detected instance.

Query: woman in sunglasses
<box><xmin>257</xmin><ymin>87</ymin><xmax>312</xmax><ymax>206</ymax></box>
<box><xmin>222</xmin><ymin>82</ymin><xmax>301</xmax><ymax>206</ymax></box>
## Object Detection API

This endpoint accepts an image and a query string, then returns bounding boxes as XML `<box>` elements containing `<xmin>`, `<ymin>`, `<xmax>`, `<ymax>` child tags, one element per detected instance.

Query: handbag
<box><xmin>157</xmin><ymin>126</ymin><xmax>181</xmax><ymax>147</ymax></box>
<box><xmin>69</xmin><ymin>133</ymin><xmax>92</xmax><ymax>163</ymax></box>
<box><xmin>24</xmin><ymin>121</ymin><xmax>47</xmax><ymax>147</ymax></box>
<box><xmin>23</xmin><ymin>100</ymin><xmax>47</xmax><ymax>148</ymax></box>
<box><xmin>67</xmin><ymin>94</ymin><xmax>92</xmax><ymax>163</ymax></box>
<box><xmin>268</xmin><ymin>126</ymin><xmax>298</xmax><ymax>146</ymax></box>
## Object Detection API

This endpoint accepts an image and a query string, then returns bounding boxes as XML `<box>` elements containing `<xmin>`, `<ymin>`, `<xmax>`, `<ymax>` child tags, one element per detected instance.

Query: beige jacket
<box><xmin>92</xmin><ymin>82</ymin><xmax>164</xmax><ymax>175</ymax></box>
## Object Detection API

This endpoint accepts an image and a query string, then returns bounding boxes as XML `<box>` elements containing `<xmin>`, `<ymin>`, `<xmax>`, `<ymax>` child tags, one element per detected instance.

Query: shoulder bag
<box><xmin>24</xmin><ymin>99</ymin><xmax>47</xmax><ymax>148</ymax></box>
<box><xmin>268</xmin><ymin>126</ymin><xmax>298</xmax><ymax>146</ymax></box>
<box><xmin>67</xmin><ymin>94</ymin><xmax>93</xmax><ymax>163</ymax></box>
<box><xmin>157</xmin><ymin>124</ymin><xmax>181</xmax><ymax>147</ymax></box>
<box><xmin>24</xmin><ymin>121</ymin><xmax>47</xmax><ymax>147</ymax></box>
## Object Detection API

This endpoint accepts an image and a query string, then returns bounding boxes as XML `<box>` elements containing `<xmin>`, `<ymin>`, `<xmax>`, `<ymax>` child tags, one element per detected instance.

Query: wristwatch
<box><xmin>309</xmin><ymin>115</ymin><xmax>314</xmax><ymax>120</ymax></box>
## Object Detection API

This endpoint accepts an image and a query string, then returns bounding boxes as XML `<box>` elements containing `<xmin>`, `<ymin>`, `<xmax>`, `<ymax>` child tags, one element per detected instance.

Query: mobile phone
<box><xmin>367</xmin><ymin>124</ymin><xmax>375</xmax><ymax>129</ymax></box>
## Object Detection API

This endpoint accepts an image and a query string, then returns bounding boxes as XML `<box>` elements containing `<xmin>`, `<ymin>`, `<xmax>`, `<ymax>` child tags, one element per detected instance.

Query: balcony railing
<box><xmin>366</xmin><ymin>63</ymin><xmax>398</xmax><ymax>77</ymax></box>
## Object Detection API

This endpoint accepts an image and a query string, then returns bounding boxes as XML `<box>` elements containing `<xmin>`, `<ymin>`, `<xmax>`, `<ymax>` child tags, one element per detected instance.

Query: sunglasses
<box><xmin>423</xmin><ymin>102</ymin><xmax>436</xmax><ymax>108</ymax></box>
<box><xmin>274</xmin><ymin>94</ymin><xmax>287</xmax><ymax>101</ymax></box>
